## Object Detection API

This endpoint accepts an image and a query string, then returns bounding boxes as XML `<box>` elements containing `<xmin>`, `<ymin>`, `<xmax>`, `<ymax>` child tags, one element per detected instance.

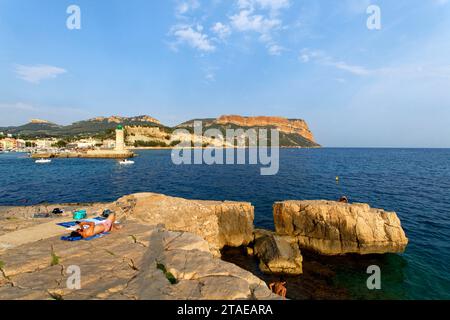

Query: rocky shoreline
<box><xmin>0</xmin><ymin>193</ymin><xmax>408</xmax><ymax>300</ymax></box>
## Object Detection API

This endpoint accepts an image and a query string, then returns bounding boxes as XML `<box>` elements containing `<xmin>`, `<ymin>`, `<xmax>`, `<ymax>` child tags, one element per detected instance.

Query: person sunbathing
<box><xmin>71</xmin><ymin>212</ymin><xmax>121</xmax><ymax>239</ymax></box>
<box><xmin>269</xmin><ymin>280</ymin><xmax>287</xmax><ymax>299</ymax></box>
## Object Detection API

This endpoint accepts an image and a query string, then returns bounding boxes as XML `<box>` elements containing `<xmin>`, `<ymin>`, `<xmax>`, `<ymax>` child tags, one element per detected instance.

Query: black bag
<box><xmin>102</xmin><ymin>209</ymin><xmax>112</xmax><ymax>218</ymax></box>
<box><xmin>52</xmin><ymin>208</ymin><xmax>64</xmax><ymax>215</ymax></box>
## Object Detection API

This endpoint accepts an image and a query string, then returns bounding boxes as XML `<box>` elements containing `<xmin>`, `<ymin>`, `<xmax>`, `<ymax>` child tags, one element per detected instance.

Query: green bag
<box><xmin>73</xmin><ymin>210</ymin><xmax>87</xmax><ymax>220</ymax></box>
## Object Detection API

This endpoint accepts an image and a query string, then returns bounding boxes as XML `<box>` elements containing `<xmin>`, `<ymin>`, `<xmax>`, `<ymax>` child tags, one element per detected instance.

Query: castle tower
<box><xmin>115</xmin><ymin>125</ymin><xmax>125</xmax><ymax>151</ymax></box>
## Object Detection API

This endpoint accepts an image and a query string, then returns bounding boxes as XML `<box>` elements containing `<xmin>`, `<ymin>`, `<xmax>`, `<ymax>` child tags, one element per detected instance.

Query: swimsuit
<box><xmin>102</xmin><ymin>219</ymin><xmax>113</xmax><ymax>233</ymax></box>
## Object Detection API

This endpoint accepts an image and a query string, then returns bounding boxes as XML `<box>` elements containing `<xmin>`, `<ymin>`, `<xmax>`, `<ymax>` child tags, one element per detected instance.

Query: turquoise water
<box><xmin>0</xmin><ymin>149</ymin><xmax>449</xmax><ymax>299</ymax></box>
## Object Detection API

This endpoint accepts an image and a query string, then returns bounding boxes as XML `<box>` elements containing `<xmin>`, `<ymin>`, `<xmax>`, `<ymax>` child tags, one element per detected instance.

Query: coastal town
<box><xmin>0</xmin><ymin>135</ymin><xmax>116</xmax><ymax>153</ymax></box>
<box><xmin>0</xmin><ymin>128</ymin><xmax>117</xmax><ymax>154</ymax></box>
<box><xmin>0</xmin><ymin>122</ymin><xmax>134</xmax><ymax>159</ymax></box>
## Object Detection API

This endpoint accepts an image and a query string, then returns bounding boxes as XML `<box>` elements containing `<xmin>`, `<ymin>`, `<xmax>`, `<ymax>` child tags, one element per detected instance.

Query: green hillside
<box><xmin>1</xmin><ymin>115</ymin><xmax>320</xmax><ymax>148</ymax></box>
<box><xmin>1</xmin><ymin>116</ymin><xmax>170</xmax><ymax>139</ymax></box>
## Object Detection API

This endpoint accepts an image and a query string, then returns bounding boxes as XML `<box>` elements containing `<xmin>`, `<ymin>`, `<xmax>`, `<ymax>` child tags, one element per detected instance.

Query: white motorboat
<box><xmin>35</xmin><ymin>158</ymin><xmax>52</xmax><ymax>164</ymax></box>
<box><xmin>119</xmin><ymin>159</ymin><xmax>135</xmax><ymax>165</ymax></box>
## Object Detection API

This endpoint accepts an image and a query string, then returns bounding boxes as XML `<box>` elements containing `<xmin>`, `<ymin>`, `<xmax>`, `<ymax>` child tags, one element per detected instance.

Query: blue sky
<box><xmin>0</xmin><ymin>0</ymin><xmax>449</xmax><ymax>147</ymax></box>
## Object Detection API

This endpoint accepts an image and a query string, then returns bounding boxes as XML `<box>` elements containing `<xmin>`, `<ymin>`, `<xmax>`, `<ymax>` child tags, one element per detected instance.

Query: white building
<box><xmin>35</xmin><ymin>139</ymin><xmax>57</xmax><ymax>149</ymax></box>
<box><xmin>16</xmin><ymin>139</ymin><xmax>26</xmax><ymax>149</ymax></box>
<box><xmin>102</xmin><ymin>139</ymin><xmax>116</xmax><ymax>149</ymax></box>
<box><xmin>72</xmin><ymin>138</ymin><xmax>102</xmax><ymax>149</ymax></box>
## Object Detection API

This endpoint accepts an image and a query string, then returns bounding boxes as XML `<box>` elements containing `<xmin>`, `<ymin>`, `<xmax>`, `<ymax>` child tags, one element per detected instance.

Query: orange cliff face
<box><xmin>216</xmin><ymin>115</ymin><xmax>317</xmax><ymax>143</ymax></box>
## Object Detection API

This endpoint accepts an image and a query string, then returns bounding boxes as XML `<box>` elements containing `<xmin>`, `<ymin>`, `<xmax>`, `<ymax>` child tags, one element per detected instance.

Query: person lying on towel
<box><xmin>70</xmin><ymin>212</ymin><xmax>121</xmax><ymax>239</ymax></box>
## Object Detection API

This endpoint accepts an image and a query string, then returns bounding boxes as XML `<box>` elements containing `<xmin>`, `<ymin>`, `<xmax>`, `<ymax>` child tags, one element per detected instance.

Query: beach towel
<box><xmin>57</xmin><ymin>217</ymin><xmax>106</xmax><ymax>229</ymax></box>
<box><xmin>60</xmin><ymin>232</ymin><xmax>110</xmax><ymax>242</ymax></box>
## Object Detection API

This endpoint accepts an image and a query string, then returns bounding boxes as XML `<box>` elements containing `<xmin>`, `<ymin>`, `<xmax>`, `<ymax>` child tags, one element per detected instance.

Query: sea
<box><xmin>0</xmin><ymin>148</ymin><xmax>449</xmax><ymax>300</ymax></box>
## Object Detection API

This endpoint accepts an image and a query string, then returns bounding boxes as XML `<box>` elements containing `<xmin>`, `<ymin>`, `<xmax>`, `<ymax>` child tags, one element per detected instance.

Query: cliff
<box><xmin>175</xmin><ymin>115</ymin><xmax>320</xmax><ymax>148</ymax></box>
<box><xmin>216</xmin><ymin>115</ymin><xmax>316</xmax><ymax>144</ymax></box>
<box><xmin>2</xmin><ymin>114</ymin><xmax>319</xmax><ymax>148</ymax></box>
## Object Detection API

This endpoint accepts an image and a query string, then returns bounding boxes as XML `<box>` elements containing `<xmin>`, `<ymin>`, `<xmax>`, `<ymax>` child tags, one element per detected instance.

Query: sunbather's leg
<box><xmin>107</xmin><ymin>212</ymin><xmax>116</xmax><ymax>223</ymax></box>
<box><xmin>106</xmin><ymin>212</ymin><xmax>123</xmax><ymax>231</ymax></box>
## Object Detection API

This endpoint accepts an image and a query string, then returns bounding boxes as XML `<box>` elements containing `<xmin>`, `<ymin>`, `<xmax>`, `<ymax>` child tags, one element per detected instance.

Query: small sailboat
<box><xmin>35</xmin><ymin>158</ymin><xmax>52</xmax><ymax>164</ymax></box>
<box><xmin>119</xmin><ymin>159</ymin><xmax>135</xmax><ymax>165</ymax></box>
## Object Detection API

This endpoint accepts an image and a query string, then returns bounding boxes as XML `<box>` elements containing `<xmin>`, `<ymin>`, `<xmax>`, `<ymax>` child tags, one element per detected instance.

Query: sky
<box><xmin>0</xmin><ymin>0</ymin><xmax>450</xmax><ymax>147</ymax></box>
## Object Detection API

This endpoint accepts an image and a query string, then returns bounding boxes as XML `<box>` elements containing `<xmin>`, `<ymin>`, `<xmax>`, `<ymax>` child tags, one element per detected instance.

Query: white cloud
<box><xmin>0</xmin><ymin>101</ymin><xmax>93</xmax><ymax>127</ymax></box>
<box><xmin>300</xmin><ymin>48</ymin><xmax>450</xmax><ymax>79</ymax></box>
<box><xmin>267</xmin><ymin>44</ymin><xmax>284</xmax><ymax>56</ymax></box>
<box><xmin>205</xmin><ymin>73</ymin><xmax>215</xmax><ymax>81</ymax></box>
<box><xmin>0</xmin><ymin>102</ymin><xmax>37</xmax><ymax>111</ymax></box>
<box><xmin>345</xmin><ymin>0</ymin><xmax>371</xmax><ymax>14</ymax></box>
<box><xmin>238</xmin><ymin>0</ymin><xmax>290</xmax><ymax>14</ymax></box>
<box><xmin>211</xmin><ymin>22</ymin><xmax>231</xmax><ymax>40</ymax></box>
<box><xmin>433</xmin><ymin>0</ymin><xmax>449</xmax><ymax>5</ymax></box>
<box><xmin>330</xmin><ymin>61</ymin><xmax>370</xmax><ymax>76</ymax></box>
<box><xmin>171</xmin><ymin>24</ymin><xmax>216</xmax><ymax>52</ymax></box>
<box><xmin>300</xmin><ymin>49</ymin><xmax>370</xmax><ymax>76</ymax></box>
<box><xmin>14</xmin><ymin>64</ymin><xmax>67</xmax><ymax>84</ymax></box>
<box><xmin>230</xmin><ymin>10</ymin><xmax>281</xmax><ymax>33</ymax></box>
<box><xmin>204</xmin><ymin>70</ymin><xmax>216</xmax><ymax>82</ymax></box>
<box><xmin>176</xmin><ymin>0</ymin><xmax>200</xmax><ymax>15</ymax></box>
<box><xmin>171</xmin><ymin>1</ymin><xmax>217</xmax><ymax>53</ymax></box>
<box><xmin>230</xmin><ymin>0</ymin><xmax>290</xmax><ymax>55</ymax></box>
<box><xmin>169</xmin><ymin>0</ymin><xmax>289</xmax><ymax>55</ymax></box>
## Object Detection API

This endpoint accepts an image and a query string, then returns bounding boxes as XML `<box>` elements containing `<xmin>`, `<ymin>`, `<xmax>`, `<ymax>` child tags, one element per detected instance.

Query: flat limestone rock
<box><xmin>109</xmin><ymin>193</ymin><xmax>254</xmax><ymax>255</ymax></box>
<box><xmin>254</xmin><ymin>229</ymin><xmax>303</xmax><ymax>275</ymax></box>
<box><xmin>273</xmin><ymin>201</ymin><xmax>408</xmax><ymax>255</ymax></box>
<box><xmin>125</xmin><ymin>226</ymin><xmax>280</xmax><ymax>300</ymax></box>
<box><xmin>0</xmin><ymin>222</ymin><xmax>279</xmax><ymax>300</ymax></box>
<box><xmin>0</xmin><ymin>217</ymin><xmax>74</xmax><ymax>252</ymax></box>
<box><xmin>0</xmin><ymin>203</ymin><xmax>107</xmax><ymax>241</ymax></box>
<box><xmin>0</xmin><ymin>192</ymin><xmax>254</xmax><ymax>257</ymax></box>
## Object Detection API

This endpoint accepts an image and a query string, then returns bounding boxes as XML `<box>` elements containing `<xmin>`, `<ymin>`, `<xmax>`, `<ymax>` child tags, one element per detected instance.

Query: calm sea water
<box><xmin>0</xmin><ymin>149</ymin><xmax>449</xmax><ymax>300</ymax></box>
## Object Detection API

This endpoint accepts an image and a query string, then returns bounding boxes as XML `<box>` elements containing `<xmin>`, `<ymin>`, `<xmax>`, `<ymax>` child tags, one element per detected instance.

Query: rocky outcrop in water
<box><xmin>273</xmin><ymin>201</ymin><xmax>408</xmax><ymax>255</ymax></box>
<box><xmin>0</xmin><ymin>194</ymin><xmax>411</xmax><ymax>300</ymax></box>
<box><xmin>253</xmin><ymin>229</ymin><xmax>303</xmax><ymax>275</ymax></box>
<box><xmin>109</xmin><ymin>193</ymin><xmax>255</xmax><ymax>256</ymax></box>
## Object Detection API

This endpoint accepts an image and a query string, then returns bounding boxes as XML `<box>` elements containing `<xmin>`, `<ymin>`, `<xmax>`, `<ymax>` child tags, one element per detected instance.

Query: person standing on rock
<box><xmin>269</xmin><ymin>279</ymin><xmax>287</xmax><ymax>299</ymax></box>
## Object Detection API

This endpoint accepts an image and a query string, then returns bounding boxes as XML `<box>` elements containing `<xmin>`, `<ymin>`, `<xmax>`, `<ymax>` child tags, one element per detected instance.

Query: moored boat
<box><xmin>35</xmin><ymin>158</ymin><xmax>52</xmax><ymax>164</ymax></box>
<box><xmin>119</xmin><ymin>159</ymin><xmax>134</xmax><ymax>165</ymax></box>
